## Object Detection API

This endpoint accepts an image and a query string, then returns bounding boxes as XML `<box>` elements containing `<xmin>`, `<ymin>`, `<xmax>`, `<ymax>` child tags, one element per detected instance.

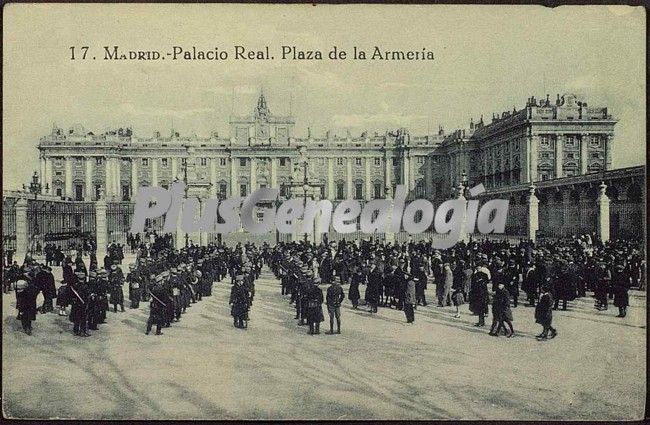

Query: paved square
<box><xmin>2</xmin><ymin>260</ymin><xmax>646</xmax><ymax>420</ymax></box>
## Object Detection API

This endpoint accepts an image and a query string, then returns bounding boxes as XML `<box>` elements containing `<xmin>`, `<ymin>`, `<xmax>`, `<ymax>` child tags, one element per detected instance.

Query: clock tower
<box><xmin>255</xmin><ymin>91</ymin><xmax>270</xmax><ymax>140</ymax></box>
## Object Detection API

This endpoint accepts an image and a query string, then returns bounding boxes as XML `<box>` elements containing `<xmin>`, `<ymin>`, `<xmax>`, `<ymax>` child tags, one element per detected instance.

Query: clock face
<box><xmin>257</xmin><ymin>125</ymin><xmax>269</xmax><ymax>139</ymax></box>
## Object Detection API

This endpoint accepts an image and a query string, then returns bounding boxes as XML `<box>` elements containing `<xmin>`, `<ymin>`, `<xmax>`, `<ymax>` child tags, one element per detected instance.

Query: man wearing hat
<box><xmin>108</xmin><ymin>261</ymin><xmax>125</xmax><ymax>313</ymax></box>
<box><xmin>96</xmin><ymin>269</ymin><xmax>109</xmax><ymax>323</ymax></box>
<box><xmin>306</xmin><ymin>278</ymin><xmax>324</xmax><ymax>335</ymax></box>
<box><xmin>15</xmin><ymin>272</ymin><xmax>39</xmax><ymax>335</ymax></box>
<box><xmin>69</xmin><ymin>271</ymin><xmax>90</xmax><ymax>337</ymax></box>
<box><xmin>325</xmin><ymin>277</ymin><xmax>345</xmax><ymax>334</ymax></box>
<box><xmin>612</xmin><ymin>263</ymin><xmax>632</xmax><ymax>318</ymax></box>
<box><xmin>535</xmin><ymin>285</ymin><xmax>557</xmax><ymax>340</ymax></box>
<box><xmin>36</xmin><ymin>264</ymin><xmax>57</xmax><ymax>314</ymax></box>
<box><xmin>504</xmin><ymin>259</ymin><xmax>520</xmax><ymax>308</ymax></box>
<box><xmin>127</xmin><ymin>264</ymin><xmax>142</xmax><ymax>309</ymax></box>
<box><xmin>146</xmin><ymin>275</ymin><xmax>166</xmax><ymax>335</ymax></box>
<box><xmin>230</xmin><ymin>274</ymin><xmax>249</xmax><ymax>328</ymax></box>
<box><xmin>86</xmin><ymin>270</ymin><xmax>101</xmax><ymax>330</ymax></box>
<box><xmin>469</xmin><ymin>260</ymin><xmax>490</xmax><ymax>327</ymax></box>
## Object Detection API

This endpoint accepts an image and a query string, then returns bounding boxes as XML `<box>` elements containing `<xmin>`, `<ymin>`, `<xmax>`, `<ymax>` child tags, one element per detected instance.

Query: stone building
<box><xmin>37</xmin><ymin>92</ymin><xmax>444</xmax><ymax>204</ymax></box>
<box><xmin>37</xmin><ymin>91</ymin><xmax>616</xmax><ymax>208</ymax></box>
<box><xmin>428</xmin><ymin>93</ymin><xmax>616</xmax><ymax>199</ymax></box>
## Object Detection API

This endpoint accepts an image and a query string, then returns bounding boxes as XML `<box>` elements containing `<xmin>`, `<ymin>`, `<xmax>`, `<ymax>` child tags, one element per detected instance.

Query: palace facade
<box><xmin>36</xmin><ymin>92</ymin><xmax>616</xmax><ymax>203</ymax></box>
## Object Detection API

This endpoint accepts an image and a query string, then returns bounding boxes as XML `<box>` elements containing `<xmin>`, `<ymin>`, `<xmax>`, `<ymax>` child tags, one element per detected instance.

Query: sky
<box><xmin>3</xmin><ymin>4</ymin><xmax>646</xmax><ymax>189</ymax></box>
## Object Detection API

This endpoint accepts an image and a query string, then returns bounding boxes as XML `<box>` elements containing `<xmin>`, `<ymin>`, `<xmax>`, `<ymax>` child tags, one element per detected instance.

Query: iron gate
<box><xmin>27</xmin><ymin>200</ymin><xmax>96</xmax><ymax>253</ymax></box>
<box><xmin>2</xmin><ymin>197</ymin><xmax>17</xmax><ymax>252</ymax></box>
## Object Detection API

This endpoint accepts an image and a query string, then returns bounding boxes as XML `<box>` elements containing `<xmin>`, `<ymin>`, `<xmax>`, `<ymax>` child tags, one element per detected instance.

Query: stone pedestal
<box><xmin>596</xmin><ymin>182</ymin><xmax>610</xmax><ymax>242</ymax></box>
<box><xmin>526</xmin><ymin>185</ymin><xmax>539</xmax><ymax>242</ymax></box>
<box><xmin>456</xmin><ymin>184</ymin><xmax>469</xmax><ymax>243</ymax></box>
<box><xmin>95</xmin><ymin>200</ymin><xmax>107</xmax><ymax>258</ymax></box>
<box><xmin>15</xmin><ymin>199</ymin><xmax>28</xmax><ymax>261</ymax></box>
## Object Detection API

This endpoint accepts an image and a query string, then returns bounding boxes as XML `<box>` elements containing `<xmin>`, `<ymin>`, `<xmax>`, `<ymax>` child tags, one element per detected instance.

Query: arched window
<box><xmin>354</xmin><ymin>179</ymin><xmax>364</xmax><ymax>200</ymax></box>
<box><xmin>336</xmin><ymin>180</ymin><xmax>345</xmax><ymax>200</ymax></box>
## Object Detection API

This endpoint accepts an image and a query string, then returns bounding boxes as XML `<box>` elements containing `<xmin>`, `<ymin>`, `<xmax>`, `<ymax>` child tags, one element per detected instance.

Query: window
<box><xmin>336</xmin><ymin>182</ymin><xmax>344</xmax><ymax>200</ymax></box>
<box><xmin>337</xmin><ymin>158</ymin><xmax>344</xmax><ymax>166</ymax></box>
<box><xmin>141</xmin><ymin>158</ymin><xmax>148</xmax><ymax>166</ymax></box>
<box><xmin>55</xmin><ymin>171</ymin><xmax>62</xmax><ymax>176</ymax></box>
<box><xmin>318</xmin><ymin>158</ymin><xmax>325</xmax><ymax>166</ymax></box>
<box><xmin>240</xmin><ymin>158</ymin><xmax>247</xmax><ymax>167</ymax></box>
<box><xmin>417</xmin><ymin>157</ymin><xmax>424</xmax><ymax>164</ymax></box>
<box><xmin>355</xmin><ymin>182</ymin><xmax>363</xmax><ymax>199</ymax></box>
<box><xmin>373</xmin><ymin>183</ymin><xmax>382</xmax><ymax>199</ymax></box>
<box><xmin>589</xmin><ymin>135</ymin><xmax>601</xmax><ymax>148</ymax></box>
<box><xmin>95</xmin><ymin>158</ymin><xmax>103</xmax><ymax>166</ymax></box>
<box><xmin>392</xmin><ymin>157</ymin><xmax>399</xmax><ymax>166</ymax></box>
<box><xmin>75</xmin><ymin>158</ymin><xmax>83</xmax><ymax>167</ymax></box>
<box><xmin>220</xmin><ymin>158</ymin><xmax>226</xmax><ymax>166</ymax></box>
<box><xmin>240</xmin><ymin>184</ymin><xmax>247</xmax><ymax>197</ymax></box>
<box><xmin>181</xmin><ymin>158</ymin><xmax>187</xmax><ymax>165</ymax></box>
<box><xmin>56</xmin><ymin>188</ymin><xmax>62</xmax><ymax>197</ymax></box>
<box><xmin>219</xmin><ymin>182</ymin><xmax>227</xmax><ymax>197</ymax></box>
<box><xmin>539</xmin><ymin>135</ymin><xmax>550</xmax><ymax>148</ymax></box>
<box><xmin>591</xmin><ymin>152</ymin><xmax>600</xmax><ymax>159</ymax></box>
<box><xmin>565</xmin><ymin>136</ymin><xmax>576</xmax><ymax>148</ymax></box>
<box><xmin>280</xmin><ymin>158</ymin><xmax>286</xmax><ymax>166</ymax></box>
<box><xmin>541</xmin><ymin>153</ymin><xmax>550</xmax><ymax>159</ymax></box>
<box><xmin>374</xmin><ymin>158</ymin><xmax>381</xmax><ymax>166</ymax></box>
<box><xmin>355</xmin><ymin>158</ymin><xmax>362</xmax><ymax>166</ymax></box>
<box><xmin>566</xmin><ymin>153</ymin><xmax>575</xmax><ymax>159</ymax></box>
<box><xmin>161</xmin><ymin>158</ymin><xmax>168</xmax><ymax>167</ymax></box>
<box><xmin>95</xmin><ymin>185</ymin><xmax>101</xmax><ymax>200</ymax></box>
<box><xmin>200</xmin><ymin>158</ymin><xmax>207</xmax><ymax>166</ymax></box>
<box><xmin>122</xmin><ymin>185</ymin><xmax>130</xmax><ymax>201</ymax></box>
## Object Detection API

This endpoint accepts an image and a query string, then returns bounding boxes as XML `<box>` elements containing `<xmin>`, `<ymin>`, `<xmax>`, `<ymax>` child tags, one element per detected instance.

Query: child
<box><xmin>56</xmin><ymin>280</ymin><xmax>69</xmax><ymax>316</ymax></box>
<box><xmin>452</xmin><ymin>286</ymin><xmax>465</xmax><ymax>318</ymax></box>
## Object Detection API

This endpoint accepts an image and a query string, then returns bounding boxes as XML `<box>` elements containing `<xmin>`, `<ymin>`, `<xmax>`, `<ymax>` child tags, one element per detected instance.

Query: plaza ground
<box><xmin>2</xmin><ymin>258</ymin><xmax>647</xmax><ymax>420</ymax></box>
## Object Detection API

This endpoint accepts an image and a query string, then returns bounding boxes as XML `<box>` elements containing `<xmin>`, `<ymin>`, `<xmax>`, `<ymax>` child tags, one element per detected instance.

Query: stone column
<box><xmin>131</xmin><ymin>158</ymin><xmax>138</xmax><ymax>200</ymax></box>
<box><xmin>210</xmin><ymin>158</ymin><xmax>217</xmax><ymax>197</ymax></box>
<box><xmin>580</xmin><ymin>133</ymin><xmax>589</xmax><ymax>175</ymax></box>
<box><xmin>384</xmin><ymin>152</ymin><xmax>392</xmax><ymax>195</ymax></box>
<box><xmin>364</xmin><ymin>157</ymin><xmax>372</xmax><ymax>200</ymax></box>
<box><xmin>151</xmin><ymin>157</ymin><xmax>158</xmax><ymax>187</ymax></box>
<box><xmin>85</xmin><ymin>157</ymin><xmax>93</xmax><ymax>201</ymax></box>
<box><xmin>95</xmin><ymin>199</ymin><xmax>107</xmax><ymax>258</ymax></box>
<box><xmin>409</xmin><ymin>155</ymin><xmax>416</xmax><ymax>196</ymax></box>
<box><xmin>104</xmin><ymin>157</ymin><xmax>112</xmax><ymax>199</ymax></box>
<box><xmin>456</xmin><ymin>184</ymin><xmax>469</xmax><ymax>243</ymax></box>
<box><xmin>327</xmin><ymin>158</ymin><xmax>334</xmax><ymax>199</ymax></box>
<box><xmin>111</xmin><ymin>157</ymin><xmax>119</xmax><ymax>198</ymax></box>
<box><xmin>64</xmin><ymin>157</ymin><xmax>73</xmax><ymax>199</ymax></box>
<box><xmin>271</xmin><ymin>157</ymin><xmax>278</xmax><ymax>189</ymax></box>
<box><xmin>172</xmin><ymin>157</ymin><xmax>178</xmax><ymax>181</ymax></box>
<box><xmin>39</xmin><ymin>156</ymin><xmax>46</xmax><ymax>186</ymax></box>
<box><xmin>596</xmin><ymin>182</ymin><xmax>610</xmax><ymax>242</ymax></box>
<box><xmin>555</xmin><ymin>135</ymin><xmax>563</xmax><ymax>179</ymax></box>
<box><xmin>530</xmin><ymin>135</ymin><xmax>538</xmax><ymax>183</ymax></box>
<box><xmin>604</xmin><ymin>134</ymin><xmax>613</xmax><ymax>170</ymax></box>
<box><xmin>45</xmin><ymin>156</ymin><xmax>53</xmax><ymax>195</ymax></box>
<box><xmin>346</xmin><ymin>158</ymin><xmax>353</xmax><ymax>199</ymax></box>
<box><xmin>526</xmin><ymin>184</ymin><xmax>539</xmax><ymax>242</ymax></box>
<box><xmin>250</xmin><ymin>157</ymin><xmax>257</xmax><ymax>192</ymax></box>
<box><xmin>15</xmin><ymin>198</ymin><xmax>28</xmax><ymax>260</ymax></box>
<box><xmin>199</xmin><ymin>199</ymin><xmax>208</xmax><ymax>246</ymax></box>
<box><xmin>401</xmin><ymin>152</ymin><xmax>410</xmax><ymax>193</ymax></box>
<box><xmin>230</xmin><ymin>156</ymin><xmax>237</xmax><ymax>196</ymax></box>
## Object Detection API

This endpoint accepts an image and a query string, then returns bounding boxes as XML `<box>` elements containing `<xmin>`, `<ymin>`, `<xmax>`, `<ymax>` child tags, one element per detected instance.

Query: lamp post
<box><xmin>22</xmin><ymin>171</ymin><xmax>49</xmax><ymax>254</ymax></box>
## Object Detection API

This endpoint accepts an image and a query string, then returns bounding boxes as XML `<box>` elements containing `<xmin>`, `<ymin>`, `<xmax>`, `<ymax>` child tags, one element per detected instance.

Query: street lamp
<box><xmin>23</xmin><ymin>171</ymin><xmax>48</xmax><ymax>201</ymax></box>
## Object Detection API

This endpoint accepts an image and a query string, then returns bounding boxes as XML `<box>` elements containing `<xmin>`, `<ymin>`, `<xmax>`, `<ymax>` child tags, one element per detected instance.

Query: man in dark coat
<box><xmin>36</xmin><ymin>265</ymin><xmax>57</xmax><ymax>313</ymax></box>
<box><xmin>127</xmin><ymin>264</ymin><xmax>142</xmax><ymax>309</ymax></box>
<box><xmin>306</xmin><ymin>280</ymin><xmax>324</xmax><ymax>335</ymax></box>
<box><xmin>326</xmin><ymin>278</ymin><xmax>345</xmax><ymax>334</ymax></box>
<box><xmin>69</xmin><ymin>271</ymin><xmax>90</xmax><ymax>337</ymax></box>
<box><xmin>404</xmin><ymin>275</ymin><xmax>417</xmax><ymax>324</ymax></box>
<box><xmin>504</xmin><ymin>259</ymin><xmax>520</xmax><ymax>308</ymax></box>
<box><xmin>522</xmin><ymin>261</ymin><xmax>539</xmax><ymax>307</ymax></box>
<box><xmin>612</xmin><ymin>263</ymin><xmax>631</xmax><ymax>318</ymax></box>
<box><xmin>535</xmin><ymin>285</ymin><xmax>557</xmax><ymax>340</ymax></box>
<box><xmin>469</xmin><ymin>262</ymin><xmax>490</xmax><ymax>327</ymax></box>
<box><xmin>108</xmin><ymin>262</ymin><xmax>125</xmax><ymax>313</ymax></box>
<box><xmin>489</xmin><ymin>282</ymin><xmax>514</xmax><ymax>337</ymax></box>
<box><xmin>366</xmin><ymin>263</ymin><xmax>382</xmax><ymax>313</ymax></box>
<box><xmin>146</xmin><ymin>275</ymin><xmax>166</xmax><ymax>335</ymax></box>
<box><xmin>15</xmin><ymin>274</ymin><xmax>39</xmax><ymax>335</ymax></box>
<box><xmin>230</xmin><ymin>274</ymin><xmax>249</xmax><ymax>328</ymax></box>
<box><xmin>349</xmin><ymin>266</ymin><xmax>363</xmax><ymax>309</ymax></box>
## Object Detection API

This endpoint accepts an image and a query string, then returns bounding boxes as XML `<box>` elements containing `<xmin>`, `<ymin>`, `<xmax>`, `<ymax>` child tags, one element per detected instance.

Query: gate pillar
<box><xmin>95</xmin><ymin>199</ymin><xmax>108</xmax><ymax>258</ymax></box>
<box><xmin>15</xmin><ymin>198</ymin><xmax>28</xmax><ymax>262</ymax></box>
<box><xmin>596</xmin><ymin>182</ymin><xmax>610</xmax><ymax>243</ymax></box>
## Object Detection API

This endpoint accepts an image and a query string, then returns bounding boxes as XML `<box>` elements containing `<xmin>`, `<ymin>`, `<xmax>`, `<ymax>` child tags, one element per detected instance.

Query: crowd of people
<box><xmin>4</xmin><ymin>232</ymin><xmax>645</xmax><ymax>341</ymax></box>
